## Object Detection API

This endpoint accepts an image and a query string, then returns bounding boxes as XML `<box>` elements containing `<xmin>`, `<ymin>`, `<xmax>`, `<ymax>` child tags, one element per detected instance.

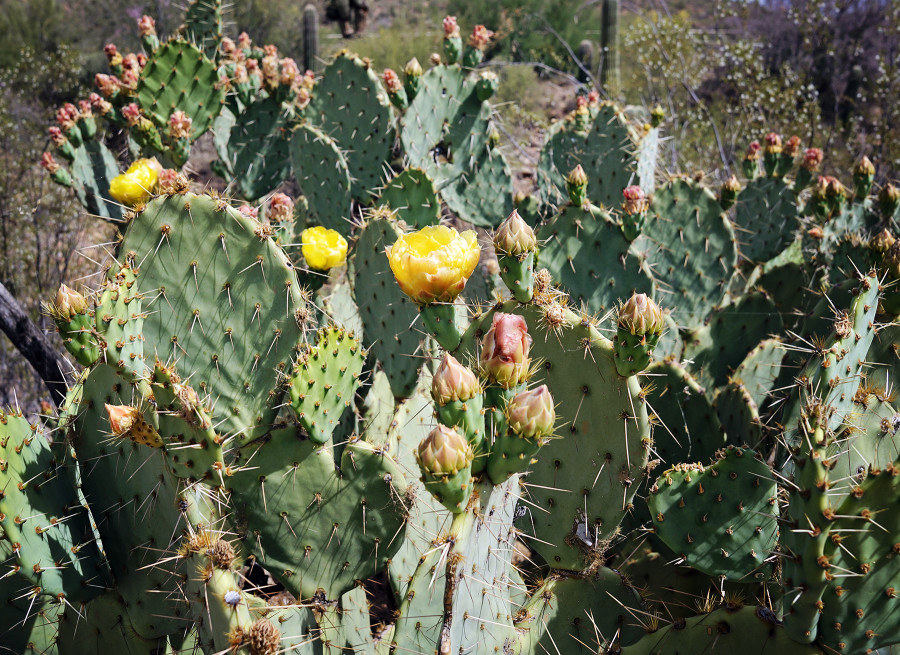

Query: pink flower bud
<box><xmin>89</xmin><ymin>93</ymin><xmax>112</xmax><ymax>115</ymax></box>
<box><xmin>48</xmin><ymin>126</ymin><xmax>66</xmax><ymax>146</ymax></box>
<box><xmin>95</xmin><ymin>73</ymin><xmax>121</xmax><ymax>97</ymax></box>
<box><xmin>122</xmin><ymin>103</ymin><xmax>142</xmax><ymax>127</ymax></box>
<box><xmin>264</xmin><ymin>44</ymin><xmax>278</xmax><ymax>57</ymax></box>
<box><xmin>506</xmin><ymin>385</ymin><xmax>555</xmax><ymax>440</ymax></box>
<box><xmin>41</xmin><ymin>152</ymin><xmax>60</xmax><ymax>173</ymax></box>
<box><xmin>622</xmin><ymin>185</ymin><xmax>649</xmax><ymax>215</ymax></box>
<box><xmin>432</xmin><ymin>354</ymin><xmax>480</xmax><ymax>404</ymax></box>
<box><xmin>575</xmin><ymin>95</ymin><xmax>589</xmax><ymax>110</ymax></box>
<box><xmin>137</xmin><ymin>53</ymin><xmax>147</xmax><ymax>69</ymax></box>
<box><xmin>238</xmin><ymin>32</ymin><xmax>252</xmax><ymax>49</ymax></box>
<box><xmin>168</xmin><ymin>110</ymin><xmax>192</xmax><ymax>140</ymax></box>
<box><xmin>382</xmin><ymin>68</ymin><xmax>402</xmax><ymax>93</ymax></box>
<box><xmin>121</xmin><ymin>69</ymin><xmax>139</xmax><ymax>90</ymax></box>
<box><xmin>56</xmin><ymin>104</ymin><xmax>78</xmax><ymax>130</ymax></box>
<box><xmin>238</xmin><ymin>205</ymin><xmax>259</xmax><ymax>219</ymax></box>
<box><xmin>784</xmin><ymin>135</ymin><xmax>801</xmax><ymax>157</ymax></box>
<box><xmin>122</xmin><ymin>53</ymin><xmax>139</xmax><ymax>72</ymax></box>
<box><xmin>468</xmin><ymin>25</ymin><xmax>493</xmax><ymax>50</ymax></box>
<box><xmin>222</xmin><ymin>37</ymin><xmax>237</xmax><ymax>56</ymax></box>
<box><xmin>138</xmin><ymin>15</ymin><xmax>156</xmax><ymax>36</ymax></box>
<box><xmin>480</xmin><ymin>312</ymin><xmax>532</xmax><ymax>387</ymax></box>
<box><xmin>268</xmin><ymin>193</ymin><xmax>294</xmax><ymax>223</ymax></box>
<box><xmin>745</xmin><ymin>141</ymin><xmax>761</xmax><ymax>160</ymax></box>
<box><xmin>280</xmin><ymin>58</ymin><xmax>300</xmax><ymax>86</ymax></box>
<box><xmin>587</xmin><ymin>90</ymin><xmax>600</xmax><ymax>105</ymax></box>
<box><xmin>262</xmin><ymin>55</ymin><xmax>279</xmax><ymax>86</ymax></box>
<box><xmin>802</xmin><ymin>148</ymin><xmax>823</xmax><ymax>171</ymax></box>
<box><xmin>77</xmin><ymin>100</ymin><xmax>93</xmax><ymax>117</ymax></box>
<box><xmin>443</xmin><ymin>16</ymin><xmax>459</xmax><ymax>38</ymax></box>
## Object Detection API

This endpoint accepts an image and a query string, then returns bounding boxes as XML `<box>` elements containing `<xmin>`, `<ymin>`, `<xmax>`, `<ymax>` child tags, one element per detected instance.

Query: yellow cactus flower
<box><xmin>300</xmin><ymin>226</ymin><xmax>348</xmax><ymax>271</ymax></box>
<box><xmin>386</xmin><ymin>225</ymin><xmax>480</xmax><ymax>304</ymax></box>
<box><xmin>109</xmin><ymin>158</ymin><xmax>161</xmax><ymax>206</ymax></box>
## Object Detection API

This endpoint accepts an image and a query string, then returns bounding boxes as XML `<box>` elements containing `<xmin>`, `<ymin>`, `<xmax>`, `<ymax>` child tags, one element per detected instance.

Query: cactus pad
<box><xmin>291</xmin><ymin>123</ymin><xmax>352</xmax><ymax>233</ymax></box>
<box><xmin>649</xmin><ymin>446</ymin><xmax>779</xmax><ymax>580</ymax></box>
<box><xmin>137</xmin><ymin>40</ymin><xmax>225</xmax><ymax>139</ymax></box>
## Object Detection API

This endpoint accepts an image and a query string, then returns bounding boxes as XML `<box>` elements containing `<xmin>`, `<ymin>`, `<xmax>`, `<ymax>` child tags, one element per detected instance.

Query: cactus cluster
<box><xmin>15</xmin><ymin>4</ymin><xmax>900</xmax><ymax>654</ymax></box>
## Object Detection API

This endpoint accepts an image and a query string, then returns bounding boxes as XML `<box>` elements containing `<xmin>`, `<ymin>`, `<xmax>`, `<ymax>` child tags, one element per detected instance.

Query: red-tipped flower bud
<box><xmin>432</xmin><ymin>354</ymin><xmax>480</xmax><ymax>404</ymax></box>
<box><xmin>763</xmin><ymin>132</ymin><xmax>782</xmax><ymax>154</ymax></box>
<box><xmin>506</xmin><ymin>385</ymin><xmax>555</xmax><ymax>440</ymax></box>
<box><xmin>480</xmin><ymin>312</ymin><xmax>532</xmax><ymax>387</ymax></box>
<box><xmin>622</xmin><ymin>186</ymin><xmax>649</xmax><ymax>215</ymax></box>
<box><xmin>41</xmin><ymin>152</ymin><xmax>60</xmax><ymax>173</ymax></box>
<box><xmin>494</xmin><ymin>209</ymin><xmax>536</xmax><ymax>256</ymax></box>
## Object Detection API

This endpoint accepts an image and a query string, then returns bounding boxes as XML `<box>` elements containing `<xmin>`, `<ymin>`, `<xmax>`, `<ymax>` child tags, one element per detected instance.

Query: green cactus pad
<box><xmin>0</xmin><ymin>590</ymin><xmax>62</xmax><ymax>655</ymax></box>
<box><xmin>537</xmin><ymin>103</ymin><xmax>638</xmax><ymax>211</ymax></box>
<box><xmin>681</xmin><ymin>291</ymin><xmax>782</xmax><ymax>390</ymax></box>
<box><xmin>828</xmin><ymin>393</ymin><xmax>900</xmax><ymax>484</ymax></box>
<box><xmin>649</xmin><ymin>446</ymin><xmax>779</xmax><ymax>580</ymax></box>
<box><xmin>618</xmin><ymin>605</ymin><xmax>822</xmax><ymax>654</ymax></box>
<box><xmin>70</xmin><ymin>364</ymin><xmax>191</xmax><ymax>639</ymax></box>
<box><xmin>537</xmin><ymin>202</ymin><xmax>654</xmax><ymax>316</ymax></box>
<box><xmin>56</xmin><ymin>591</ymin><xmax>163</xmax><ymax>654</ymax></box>
<box><xmin>714</xmin><ymin>381</ymin><xmax>763</xmax><ymax>447</ymax></box>
<box><xmin>350</xmin><ymin>218</ymin><xmax>423</xmax><ymax>398</ymax></box>
<box><xmin>733</xmin><ymin>177</ymin><xmax>799</xmax><ymax>264</ymax></box>
<box><xmin>513</xmin><ymin>570</ymin><xmax>645</xmax><ymax>654</ymax></box>
<box><xmin>381</xmin><ymin>374</ymin><xmax>452</xmax><ymax>614</ymax></box>
<box><xmin>306</xmin><ymin>51</ymin><xmax>394</xmax><ymax>200</ymax></box>
<box><xmin>632</xmin><ymin>179</ymin><xmax>738</xmax><ymax>328</ymax></box>
<box><xmin>400</xmin><ymin>65</ymin><xmax>511</xmax><ymax>226</ymax></box>
<box><xmin>223</xmin><ymin>96</ymin><xmax>293</xmax><ymax>201</ymax></box>
<box><xmin>94</xmin><ymin>264</ymin><xmax>149</xmax><ymax>384</ymax></box>
<box><xmin>291</xmin><ymin>123</ymin><xmax>352</xmax><ymax>233</ymax></box>
<box><xmin>457</xmin><ymin>301</ymin><xmax>651</xmax><ymax>571</ymax></box>
<box><xmin>392</xmin><ymin>478</ymin><xmax>520</xmax><ymax>655</ymax></box>
<box><xmin>0</xmin><ymin>410</ymin><xmax>108</xmax><ymax>603</ymax></box>
<box><xmin>376</xmin><ymin>168</ymin><xmax>441</xmax><ymax>228</ymax></box>
<box><xmin>137</xmin><ymin>40</ymin><xmax>225</xmax><ymax>139</ymax></box>
<box><xmin>438</xmin><ymin>144</ymin><xmax>514</xmax><ymax>228</ymax></box>
<box><xmin>785</xmin><ymin>272</ymin><xmax>880</xmax><ymax>442</ymax></box>
<box><xmin>71</xmin><ymin>138</ymin><xmax>124</xmax><ymax>223</ymax></box>
<box><xmin>731</xmin><ymin>338</ymin><xmax>784</xmax><ymax>408</ymax></box>
<box><xmin>120</xmin><ymin>192</ymin><xmax>305</xmax><ymax>444</ymax></box>
<box><xmin>289</xmin><ymin>326</ymin><xmax>366</xmax><ymax>444</ymax></box>
<box><xmin>815</xmin><ymin>469</ymin><xmax>900</xmax><ymax>653</ymax></box>
<box><xmin>183</xmin><ymin>0</ymin><xmax>225</xmax><ymax>59</ymax></box>
<box><xmin>645</xmin><ymin>361</ymin><xmax>726</xmax><ymax>464</ymax></box>
<box><xmin>230</xmin><ymin>433</ymin><xmax>408</xmax><ymax>600</ymax></box>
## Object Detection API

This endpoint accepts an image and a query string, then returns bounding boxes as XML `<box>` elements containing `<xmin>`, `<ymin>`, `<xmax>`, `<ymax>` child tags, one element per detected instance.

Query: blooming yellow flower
<box><xmin>300</xmin><ymin>226</ymin><xmax>348</xmax><ymax>271</ymax></box>
<box><xmin>386</xmin><ymin>226</ymin><xmax>480</xmax><ymax>304</ymax></box>
<box><xmin>109</xmin><ymin>158</ymin><xmax>161</xmax><ymax>206</ymax></box>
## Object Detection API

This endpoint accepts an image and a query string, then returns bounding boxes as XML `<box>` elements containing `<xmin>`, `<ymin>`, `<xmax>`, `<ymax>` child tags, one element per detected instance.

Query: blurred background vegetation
<box><xmin>0</xmin><ymin>0</ymin><xmax>897</xmax><ymax>408</ymax></box>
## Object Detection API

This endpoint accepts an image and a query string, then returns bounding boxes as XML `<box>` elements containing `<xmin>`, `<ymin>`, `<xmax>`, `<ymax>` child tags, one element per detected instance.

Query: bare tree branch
<box><xmin>0</xmin><ymin>282</ymin><xmax>71</xmax><ymax>405</ymax></box>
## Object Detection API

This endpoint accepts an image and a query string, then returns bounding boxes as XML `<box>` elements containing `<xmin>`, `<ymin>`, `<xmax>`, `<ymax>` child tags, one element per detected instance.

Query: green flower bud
<box><xmin>879</xmin><ymin>183</ymin><xmax>900</xmax><ymax>219</ymax></box>
<box><xmin>493</xmin><ymin>209</ymin><xmax>536</xmax><ymax>256</ymax></box>
<box><xmin>432</xmin><ymin>354</ymin><xmax>481</xmax><ymax>405</ymax></box>
<box><xmin>416</xmin><ymin>425</ymin><xmax>473</xmax><ymax>477</ymax></box>
<box><xmin>566</xmin><ymin>165</ymin><xmax>588</xmax><ymax>206</ymax></box>
<box><xmin>617</xmin><ymin>293</ymin><xmax>665</xmax><ymax>337</ymax></box>
<box><xmin>506</xmin><ymin>385</ymin><xmax>555</xmax><ymax>440</ymax></box>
